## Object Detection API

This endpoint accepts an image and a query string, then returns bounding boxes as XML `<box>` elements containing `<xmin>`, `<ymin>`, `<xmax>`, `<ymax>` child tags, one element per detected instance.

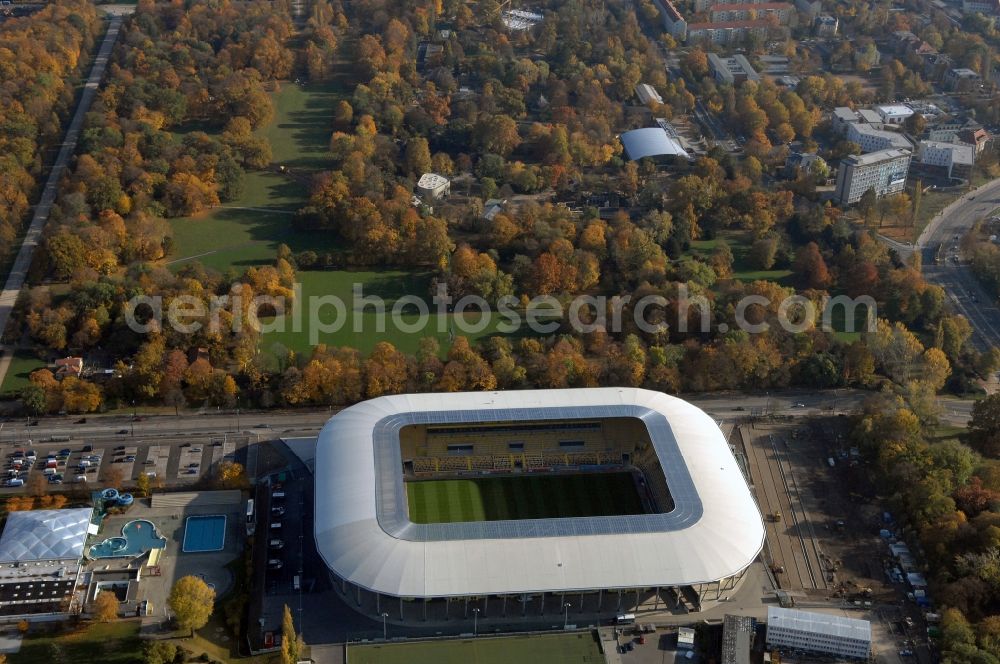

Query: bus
<box><xmin>246</xmin><ymin>499</ymin><xmax>256</xmax><ymax>536</ymax></box>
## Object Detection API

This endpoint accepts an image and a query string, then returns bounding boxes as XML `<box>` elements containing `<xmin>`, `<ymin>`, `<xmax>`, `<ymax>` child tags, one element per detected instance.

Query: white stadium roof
<box><xmin>314</xmin><ymin>388</ymin><xmax>764</xmax><ymax>599</ymax></box>
<box><xmin>620</xmin><ymin>127</ymin><xmax>690</xmax><ymax>161</ymax></box>
<box><xmin>0</xmin><ymin>508</ymin><xmax>93</xmax><ymax>562</ymax></box>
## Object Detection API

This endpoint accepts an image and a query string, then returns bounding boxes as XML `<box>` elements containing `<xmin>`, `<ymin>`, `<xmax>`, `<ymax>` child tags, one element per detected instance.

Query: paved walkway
<box><xmin>0</xmin><ymin>14</ymin><xmax>125</xmax><ymax>388</ymax></box>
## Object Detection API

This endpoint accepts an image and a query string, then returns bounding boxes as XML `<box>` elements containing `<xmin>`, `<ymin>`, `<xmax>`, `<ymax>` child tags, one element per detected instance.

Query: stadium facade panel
<box><xmin>314</xmin><ymin>388</ymin><xmax>764</xmax><ymax>617</ymax></box>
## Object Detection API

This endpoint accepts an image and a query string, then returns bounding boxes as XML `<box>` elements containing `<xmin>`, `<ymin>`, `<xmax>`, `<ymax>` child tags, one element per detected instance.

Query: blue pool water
<box><xmin>90</xmin><ymin>520</ymin><xmax>167</xmax><ymax>558</ymax></box>
<box><xmin>182</xmin><ymin>515</ymin><xmax>227</xmax><ymax>553</ymax></box>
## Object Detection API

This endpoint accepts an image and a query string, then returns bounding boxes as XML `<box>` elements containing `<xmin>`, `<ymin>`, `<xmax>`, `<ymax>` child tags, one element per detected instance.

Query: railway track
<box><xmin>740</xmin><ymin>425</ymin><xmax>828</xmax><ymax>591</ymax></box>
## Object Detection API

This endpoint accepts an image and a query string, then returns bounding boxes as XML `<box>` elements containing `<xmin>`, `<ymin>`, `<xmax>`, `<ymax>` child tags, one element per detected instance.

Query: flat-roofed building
<box><xmin>945</xmin><ymin>67</ymin><xmax>982</xmax><ymax>92</ymax></box>
<box><xmin>834</xmin><ymin>148</ymin><xmax>912</xmax><ymax>205</ymax></box>
<box><xmin>635</xmin><ymin>83</ymin><xmax>664</xmax><ymax>106</ymax></box>
<box><xmin>707</xmin><ymin>53</ymin><xmax>761</xmax><ymax>84</ymax></box>
<box><xmin>766</xmin><ymin>607</ymin><xmax>871</xmax><ymax>659</ymax></box>
<box><xmin>917</xmin><ymin>140</ymin><xmax>975</xmax><ymax>179</ymax></box>
<box><xmin>831</xmin><ymin>107</ymin><xmax>860</xmax><ymax>135</ymax></box>
<box><xmin>416</xmin><ymin>172</ymin><xmax>450</xmax><ymax>200</ymax></box>
<box><xmin>847</xmin><ymin>122</ymin><xmax>913</xmax><ymax>153</ymax></box>
<box><xmin>723</xmin><ymin>615</ymin><xmax>756</xmax><ymax>664</ymax></box>
<box><xmin>876</xmin><ymin>104</ymin><xmax>914</xmax><ymax>125</ymax></box>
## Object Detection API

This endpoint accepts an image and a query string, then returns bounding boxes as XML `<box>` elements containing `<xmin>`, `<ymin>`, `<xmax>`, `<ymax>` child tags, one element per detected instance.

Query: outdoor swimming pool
<box><xmin>182</xmin><ymin>515</ymin><xmax>227</xmax><ymax>553</ymax></box>
<box><xmin>90</xmin><ymin>519</ymin><xmax>167</xmax><ymax>559</ymax></box>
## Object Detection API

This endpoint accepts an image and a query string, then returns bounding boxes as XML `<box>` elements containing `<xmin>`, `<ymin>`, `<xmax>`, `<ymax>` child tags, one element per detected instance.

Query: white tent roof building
<box><xmin>620</xmin><ymin>127</ymin><xmax>690</xmax><ymax>161</ymax></box>
<box><xmin>0</xmin><ymin>509</ymin><xmax>93</xmax><ymax>563</ymax></box>
<box><xmin>314</xmin><ymin>388</ymin><xmax>763</xmax><ymax>621</ymax></box>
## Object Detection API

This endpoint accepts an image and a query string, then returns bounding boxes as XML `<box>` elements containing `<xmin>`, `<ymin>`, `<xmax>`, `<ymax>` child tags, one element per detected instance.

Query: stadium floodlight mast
<box><xmin>473</xmin><ymin>607</ymin><xmax>480</xmax><ymax>636</ymax></box>
<box><xmin>381</xmin><ymin>612</ymin><xmax>388</xmax><ymax>641</ymax></box>
<box><xmin>564</xmin><ymin>602</ymin><xmax>572</xmax><ymax>629</ymax></box>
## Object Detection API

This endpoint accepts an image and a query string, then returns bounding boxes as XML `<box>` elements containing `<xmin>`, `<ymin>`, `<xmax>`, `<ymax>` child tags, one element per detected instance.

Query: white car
<box><xmin>75</xmin><ymin>475</ymin><xmax>88</xmax><ymax>483</ymax></box>
<box><xmin>5</xmin><ymin>478</ymin><xmax>23</xmax><ymax>487</ymax></box>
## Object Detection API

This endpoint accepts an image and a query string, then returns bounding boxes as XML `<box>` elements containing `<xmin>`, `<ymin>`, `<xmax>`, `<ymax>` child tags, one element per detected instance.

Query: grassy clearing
<box><xmin>10</xmin><ymin>621</ymin><xmax>143</xmax><ymax>664</ymax></box>
<box><xmin>168</xmin><ymin>81</ymin><xmax>346</xmax><ymax>274</ymax></box>
<box><xmin>263</xmin><ymin>81</ymin><xmax>344</xmax><ymax>170</ymax></box>
<box><xmin>167</xmin><ymin>171</ymin><xmax>315</xmax><ymax>273</ymax></box>
<box><xmin>259</xmin><ymin>270</ymin><xmax>535</xmax><ymax>357</ymax></box>
<box><xmin>0</xmin><ymin>348</ymin><xmax>46</xmax><ymax>395</ymax></box>
<box><xmin>347</xmin><ymin>631</ymin><xmax>605</xmax><ymax>664</ymax></box>
<box><xmin>690</xmin><ymin>233</ymin><xmax>794</xmax><ymax>284</ymax></box>
<box><xmin>406</xmin><ymin>472</ymin><xmax>644</xmax><ymax>523</ymax></box>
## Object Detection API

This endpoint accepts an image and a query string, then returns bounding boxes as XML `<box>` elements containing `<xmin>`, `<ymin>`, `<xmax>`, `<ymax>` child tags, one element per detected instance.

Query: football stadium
<box><xmin>314</xmin><ymin>388</ymin><xmax>764</xmax><ymax>623</ymax></box>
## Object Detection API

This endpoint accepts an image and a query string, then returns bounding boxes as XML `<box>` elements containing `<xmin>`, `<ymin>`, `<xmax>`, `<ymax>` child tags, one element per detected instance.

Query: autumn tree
<box><xmin>92</xmin><ymin>590</ymin><xmax>119</xmax><ymax>623</ymax></box>
<box><xmin>214</xmin><ymin>461</ymin><xmax>249</xmax><ymax>490</ymax></box>
<box><xmin>793</xmin><ymin>242</ymin><xmax>830</xmax><ymax>289</ymax></box>
<box><xmin>168</xmin><ymin>576</ymin><xmax>215</xmax><ymax>636</ymax></box>
<box><xmin>281</xmin><ymin>605</ymin><xmax>301</xmax><ymax>664</ymax></box>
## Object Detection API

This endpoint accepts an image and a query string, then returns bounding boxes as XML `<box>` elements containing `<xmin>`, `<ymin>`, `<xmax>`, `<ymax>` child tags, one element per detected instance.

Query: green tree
<box><xmin>21</xmin><ymin>385</ymin><xmax>46</xmax><ymax>416</ymax></box>
<box><xmin>144</xmin><ymin>642</ymin><xmax>178</xmax><ymax>664</ymax></box>
<box><xmin>405</xmin><ymin>138</ymin><xmax>433</xmax><ymax>177</ymax></box>
<box><xmin>167</xmin><ymin>576</ymin><xmax>215</xmax><ymax>636</ymax></box>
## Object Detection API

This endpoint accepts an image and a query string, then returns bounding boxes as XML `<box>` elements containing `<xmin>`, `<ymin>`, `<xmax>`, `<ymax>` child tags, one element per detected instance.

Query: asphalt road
<box><xmin>913</xmin><ymin>179</ymin><xmax>1000</xmax><ymax>352</ymax></box>
<box><xmin>0</xmin><ymin>14</ymin><xmax>125</xmax><ymax>387</ymax></box>
<box><xmin>0</xmin><ymin>388</ymin><xmax>973</xmax><ymax>451</ymax></box>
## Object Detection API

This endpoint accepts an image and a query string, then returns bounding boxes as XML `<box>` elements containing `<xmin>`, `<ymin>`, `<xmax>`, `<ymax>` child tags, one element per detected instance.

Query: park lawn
<box><xmin>0</xmin><ymin>348</ymin><xmax>46</xmax><ymax>395</ymax></box>
<box><xmin>406</xmin><ymin>473</ymin><xmax>645</xmax><ymax>523</ymax></box>
<box><xmin>691</xmin><ymin>233</ymin><xmax>794</xmax><ymax>285</ymax></box>
<box><xmin>348</xmin><ymin>631</ymin><xmax>605</xmax><ymax>664</ymax></box>
<box><xmin>168</xmin><ymin>172</ymin><xmax>323</xmax><ymax>273</ymax></box>
<box><xmin>11</xmin><ymin>621</ymin><xmax>143</xmax><ymax>664</ymax></box>
<box><xmin>258</xmin><ymin>270</ymin><xmax>538</xmax><ymax>357</ymax></box>
<box><xmin>262</xmin><ymin>81</ymin><xmax>344</xmax><ymax>170</ymax></box>
<box><xmin>168</xmin><ymin>81</ymin><xmax>347</xmax><ymax>274</ymax></box>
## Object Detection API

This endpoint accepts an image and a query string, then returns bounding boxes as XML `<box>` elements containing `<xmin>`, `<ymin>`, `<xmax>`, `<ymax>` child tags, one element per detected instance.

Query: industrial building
<box><xmin>765</xmin><ymin>607</ymin><xmax>871</xmax><ymax>659</ymax></box>
<box><xmin>834</xmin><ymin>148</ymin><xmax>912</xmax><ymax>205</ymax></box>
<box><xmin>313</xmin><ymin>388</ymin><xmax>765</xmax><ymax>623</ymax></box>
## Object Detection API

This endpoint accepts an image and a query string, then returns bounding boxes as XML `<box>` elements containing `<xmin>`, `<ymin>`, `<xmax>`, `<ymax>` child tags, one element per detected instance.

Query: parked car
<box><xmin>271</xmin><ymin>506</ymin><xmax>286</xmax><ymax>517</ymax></box>
<box><xmin>267</xmin><ymin>559</ymin><xmax>283</xmax><ymax>570</ymax></box>
<box><xmin>269</xmin><ymin>539</ymin><xmax>284</xmax><ymax>549</ymax></box>
<box><xmin>5</xmin><ymin>478</ymin><xmax>23</xmax><ymax>487</ymax></box>
<box><xmin>59</xmin><ymin>448</ymin><xmax>71</xmax><ymax>456</ymax></box>
<box><xmin>82</xmin><ymin>445</ymin><xmax>92</xmax><ymax>452</ymax></box>
<box><xmin>124</xmin><ymin>456</ymin><xmax>136</xmax><ymax>462</ymax></box>
<box><xmin>75</xmin><ymin>475</ymin><xmax>87</xmax><ymax>483</ymax></box>
<box><xmin>116</xmin><ymin>430</ymin><xmax>129</xmax><ymax>435</ymax></box>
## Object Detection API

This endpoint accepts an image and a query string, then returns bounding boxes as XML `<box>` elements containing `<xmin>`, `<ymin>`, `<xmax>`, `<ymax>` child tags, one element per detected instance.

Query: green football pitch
<box><xmin>347</xmin><ymin>631</ymin><xmax>604</xmax><ymax>664</ymax></box>
<box><xmin>406</xmin><ymin>472</ymin><xmax>645</xmax><ymax>523</ymax></box>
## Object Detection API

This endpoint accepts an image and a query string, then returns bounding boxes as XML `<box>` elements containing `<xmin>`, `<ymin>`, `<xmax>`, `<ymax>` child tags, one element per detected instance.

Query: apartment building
<box><xmin>834</xmin><ymin>149</ymin><xmax>912</xmax><ymax>206</ymax></box>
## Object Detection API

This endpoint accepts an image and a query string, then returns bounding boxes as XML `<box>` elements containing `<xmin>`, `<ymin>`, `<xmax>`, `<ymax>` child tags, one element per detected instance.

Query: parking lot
<box><xmin>1</xmin><ymin>434</ymin><xmax>248</xmax><ymax>491</ymax></box>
